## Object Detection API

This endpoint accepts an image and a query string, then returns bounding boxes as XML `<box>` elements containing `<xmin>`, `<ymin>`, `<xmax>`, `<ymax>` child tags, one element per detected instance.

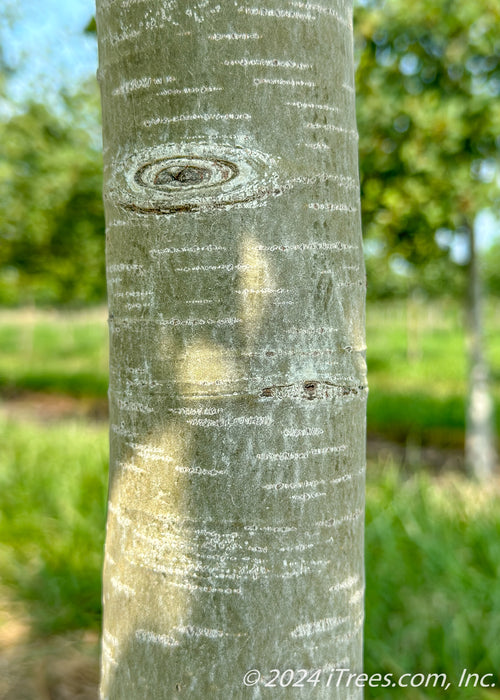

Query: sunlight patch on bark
<box><xmin>178</xmin><ymin>340</ymin><xmax>240</xmax><ymax>395</ymax></box>
<box><xmin>102</xmin><ymin>420</ymin><xmax>194</xmax><ymax>696</ymax></box>
<box><xmin>238</xmin><ymin>235</ymin><xmax>274</xmax><ymax>339</ymax></box>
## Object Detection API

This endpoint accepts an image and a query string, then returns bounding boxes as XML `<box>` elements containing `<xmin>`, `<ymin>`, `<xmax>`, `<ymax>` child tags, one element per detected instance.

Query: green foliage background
<box><xmin>356</xmin><ymin>0</ymin><xmax>500</xmax><ymax>299</ymax></box>
<box><xmin>0</xmin><ymin>85</ymin><xmax>104</xmax><ymax>306</ymax></box>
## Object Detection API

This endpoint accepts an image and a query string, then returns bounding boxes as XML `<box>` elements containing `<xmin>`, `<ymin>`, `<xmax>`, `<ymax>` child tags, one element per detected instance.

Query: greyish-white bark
<box><xmin>465</xmin><ymin>224</ymin><xmax>497</xmax><ymax>480</ymax></box>
<box><xmin>96</xmin><ymin>1</ymin><xmax>367</xmax><ymax>697</ymax></box>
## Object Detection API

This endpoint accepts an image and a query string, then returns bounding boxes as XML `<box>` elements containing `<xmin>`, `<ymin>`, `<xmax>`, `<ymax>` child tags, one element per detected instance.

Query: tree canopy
<box><xmin>356</xmin><ymin>0</ymin><xmax>500</xmax><ymax>297</ymax></box>
<box><xmin>0</xmin><ymin>85</ymin><xmax>105</xmax><ymax>305</ymax></box>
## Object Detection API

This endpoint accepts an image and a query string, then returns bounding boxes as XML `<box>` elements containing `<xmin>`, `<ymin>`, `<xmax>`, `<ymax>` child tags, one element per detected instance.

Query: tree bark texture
<box><xmin>96</xmin><ymin>1</ymin><xmax>367</xmax><ymax>697</ymax></box>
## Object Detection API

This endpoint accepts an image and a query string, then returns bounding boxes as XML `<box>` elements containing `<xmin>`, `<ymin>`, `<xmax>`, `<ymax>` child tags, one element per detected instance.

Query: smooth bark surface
<box><xmin>97</xmin><ymin>1</ymin><xmax>366</xmax><ymax>697</ymax></box>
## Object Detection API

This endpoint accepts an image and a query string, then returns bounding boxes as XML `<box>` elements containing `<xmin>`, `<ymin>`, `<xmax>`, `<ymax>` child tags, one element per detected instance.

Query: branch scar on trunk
<box><xmin>260</xmin><ymin>381</ymin><xmax>367</xmax><ymax>400</ymax></box>
<box><xmin>106</xmin><ymin>143</ymin><xmax>281</xmax><ymax>215</ymax></box>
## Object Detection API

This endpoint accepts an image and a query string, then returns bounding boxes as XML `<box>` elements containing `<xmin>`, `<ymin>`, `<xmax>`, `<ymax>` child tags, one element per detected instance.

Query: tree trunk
<box><xmin>96</xmin><ymin>1</ymin><xmax>367</xmax><ymax>697</ymax></box>
<box><xmin>465</xmin><ymin>223</ymin><xmax>497</xmax><ymax>480</ymax></box>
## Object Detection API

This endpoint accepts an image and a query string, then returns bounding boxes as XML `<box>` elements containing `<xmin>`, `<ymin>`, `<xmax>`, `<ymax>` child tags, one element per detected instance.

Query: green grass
<box><xmin>1</xmin><ymin>416</ymin><xmax>499</xmax><ymax>699</ymax></box>
<box><xmin>365</xmin><ymin>463</ymin><xmax>500</xmax><ymax>698</ymax></box>
<box><xmin>0</xmin><ymin>416</ymin><xmax>108</xmax><ymax>635</ymax></box>
<box><xmin>366</xmin><ymin>298</ymin><xmax>500</xmax><ymax>443</ymax></box>
<box><xmin>0</xmin><ymin>307</ymin><xmax>108</xmax><ymax>397</ymax></box>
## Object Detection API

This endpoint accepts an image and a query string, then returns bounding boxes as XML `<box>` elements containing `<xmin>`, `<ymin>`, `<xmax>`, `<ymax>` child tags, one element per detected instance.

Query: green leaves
<box><xmin>355</xmin><ymin>0</ymin><xmax>500</xmax><ymax>296</ymax></box>
<box><xmin>0</xmin><ymin>88</ymin><xmax>105</xmax><ymax>305</ymax></box>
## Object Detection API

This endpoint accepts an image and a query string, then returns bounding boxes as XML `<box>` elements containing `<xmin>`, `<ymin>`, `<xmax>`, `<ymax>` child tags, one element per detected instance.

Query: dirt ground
<box><xmin>0</xmin><ymin>595</ymin><xmax>99</xmax><ymax>700</ymax></box>
<box><xmin>1</xmin><ymin>392</ymin><xmax>108</xmax><ymax>424</ymax></box>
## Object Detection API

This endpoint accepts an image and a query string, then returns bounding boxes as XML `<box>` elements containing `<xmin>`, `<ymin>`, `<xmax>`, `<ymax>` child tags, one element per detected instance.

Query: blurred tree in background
<box><xmin>483</xmin><ymin>239</ymin><xmax>500</xmax><ymax>296</ymax></box>
<box><xmin>0</xmin><ymin>83</ymin><xmax>104</xmax><ymax>306</ymax></box>
<box><xmin>356</xmin><ymin>0</ymin><xmax>500</xmax><ymax>298</ymax></box>
<box><xmin>356</xmin><ymin>0</ymin><xmax>500</xmax><ymax>478</ymax></box>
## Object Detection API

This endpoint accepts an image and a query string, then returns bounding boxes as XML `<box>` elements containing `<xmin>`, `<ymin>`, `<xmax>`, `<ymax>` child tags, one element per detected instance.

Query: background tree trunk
<box><xmin>465</xmin><ymin>223</ymin><xmax>497</xmax><ymax>480</ymax></box>
<box><xmin>96</xmin><ymin>1</ymin><xmax>366</xmax><ymax>697</ymax></box>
